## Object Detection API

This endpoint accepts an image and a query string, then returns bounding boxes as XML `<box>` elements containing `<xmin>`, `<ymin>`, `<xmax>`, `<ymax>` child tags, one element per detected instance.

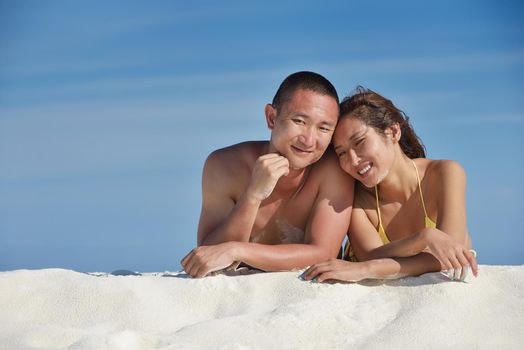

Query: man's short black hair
<box><xmin>272</xmin><ymin>71</ymin><xmax>339</xmax><ymax>110</ymax></box>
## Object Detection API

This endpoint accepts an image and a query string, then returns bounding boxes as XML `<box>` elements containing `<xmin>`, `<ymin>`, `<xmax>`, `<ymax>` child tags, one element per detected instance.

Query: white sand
<box><xmin>1</xmin><ymin>265</ymin><xmax>523</xmax><ymax>349</ymax></box>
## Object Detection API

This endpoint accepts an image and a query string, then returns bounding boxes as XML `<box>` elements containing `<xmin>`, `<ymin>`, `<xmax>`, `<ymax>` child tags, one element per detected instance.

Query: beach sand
<box><xmin>1</xmin><ymin>265</ymin><xmax>523</xmax><ymax>349</ymax></box>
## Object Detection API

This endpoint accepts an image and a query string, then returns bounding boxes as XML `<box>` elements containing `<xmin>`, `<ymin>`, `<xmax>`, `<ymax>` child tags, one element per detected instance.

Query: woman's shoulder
<box><xmin>353</xmin><ymin>181</ymin><xmax>375</xmax><ymax>209</ymax></box>
<box><xmin>422</xmin><ymin>159</ymin><xmax>465</xmax><ymax>178</ymax></box>
<box><xmin>418</xmin><ymin>158</ymin><xmax>466</xmax><ymax>189</ymax></box>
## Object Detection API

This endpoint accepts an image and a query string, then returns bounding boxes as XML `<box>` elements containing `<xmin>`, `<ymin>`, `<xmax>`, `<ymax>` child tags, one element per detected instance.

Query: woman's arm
<box><xmin>303</xmin><ymin>253</ymin><xmax>453</xmax><ymax>282</ymax></box>
<box><xmin>366</xmin><ymin>227</ymin><xmax>477</xmax><ymax>275</ymax></box>
<box><xmin>352</xmin><ymin>160</ymin><xmax>477</xmax><ymax>277</ymax></box>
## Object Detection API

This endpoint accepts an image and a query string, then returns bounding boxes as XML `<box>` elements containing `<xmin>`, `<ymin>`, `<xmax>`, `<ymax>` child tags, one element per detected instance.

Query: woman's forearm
<box><xmin>366</xmin><ymin>230</ymin><xmax>430</xmax><ymax>260</ymax></box>
<box><xmin>362</xmin><ymin>253</ymin><xmax>441</xmax><ymax>280</ymax></box>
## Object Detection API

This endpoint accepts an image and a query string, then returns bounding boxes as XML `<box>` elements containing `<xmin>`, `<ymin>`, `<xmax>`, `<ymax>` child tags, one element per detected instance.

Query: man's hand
<box><xmin>245</xmin><ymin>153</ymin><xmax>289</xmax><ymax>201</ymax></box>
<box><xmin>181</xmin><ymin>242</ymin><xmax>240</xmax><ymax>278</ymax></box>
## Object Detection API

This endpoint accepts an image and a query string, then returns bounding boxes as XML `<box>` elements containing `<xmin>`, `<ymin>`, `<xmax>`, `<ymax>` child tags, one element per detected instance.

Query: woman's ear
<box><xmin>265</xmin><ymin>104</ymin><xmax>277</xmax><ymax>130</ymax></box>
<box><xmin>388</xmin><ymin>123</ymin><xmax>402</xmax><ymax>143</ymax></box>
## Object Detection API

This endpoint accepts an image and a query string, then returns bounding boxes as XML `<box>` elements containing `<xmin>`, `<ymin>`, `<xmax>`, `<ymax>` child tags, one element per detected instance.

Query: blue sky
<box><xmin>1</xmin><ymin>0</ymin><xmax>523</xmax><ymax>272</ymax></box>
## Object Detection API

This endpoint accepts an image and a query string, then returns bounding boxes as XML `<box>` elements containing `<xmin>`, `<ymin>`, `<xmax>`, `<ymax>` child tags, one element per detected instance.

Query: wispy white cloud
<box><xmin>2</xmin><ymin>50</ymin><xmax>523</xmax><ymax>108</ymax></box>
<box><xmin>421</xmin><ymin>114</ymin><xmax>524</xmax><ymax>125</ymax></box>
<box><xmin>323</xmin><ymin>50</ymin><xmax>524</xmax><ymax>78</ymax></box>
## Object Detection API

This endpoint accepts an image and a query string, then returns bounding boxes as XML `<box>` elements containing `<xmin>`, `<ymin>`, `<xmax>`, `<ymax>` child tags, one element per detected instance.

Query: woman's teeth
<box><xmin>358</xmin><ymin>164</ymin><xmax>371</xmax><ymax>175</ymax></box>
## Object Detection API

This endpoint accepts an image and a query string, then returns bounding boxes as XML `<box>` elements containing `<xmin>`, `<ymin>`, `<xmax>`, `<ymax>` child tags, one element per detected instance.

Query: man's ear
<box><xmin>388</xmin><ymin>123</ymin><xmax>402</xmax><ymax>143</ymax></box>
<box><xmin>265</xmin><ymin>104</ymin><xmax>277</xmax><ymax>130</ymax></box>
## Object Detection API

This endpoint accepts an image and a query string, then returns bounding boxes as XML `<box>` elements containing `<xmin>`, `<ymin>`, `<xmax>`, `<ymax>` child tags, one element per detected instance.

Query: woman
<box><xmin>303</xmin><ymin>87</ymin><xmax>477</xmax><ymax>283</ymax></box>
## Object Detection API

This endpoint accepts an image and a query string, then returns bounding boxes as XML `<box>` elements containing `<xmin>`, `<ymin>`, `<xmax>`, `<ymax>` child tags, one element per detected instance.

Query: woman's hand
<box><xmin>421</xmin><ymin>228</ymin><xmax>478</xmax><ymax>280</ymax></box>
<box><xmin>302</xmin><ymin>259</ymin><xmax>368</xmax><ymax>283</ymax></box>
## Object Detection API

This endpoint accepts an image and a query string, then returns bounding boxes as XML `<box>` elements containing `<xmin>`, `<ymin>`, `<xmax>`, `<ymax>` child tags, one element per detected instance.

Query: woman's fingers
<box><xmin>448</xmin><ymin>254</ymin><xmax>463</xmax><ymax>281</ymax></box>
<box><xmin>303</xmin><ymin>262</ymin><xmax>331</xmax><ymax>280</ymax></box>
<box><xmin>302</xmin><ymin>260</ymin><xmax>363</xmax><ymax>283</ymax></box>
<box><xmin>466</xmin><ymin>250</ymin><xmax>478</xmax><ymax>277</ymax></box>
<box><xmin>456</xmin><ymin>251</ymin><xmax>472</xmax><ymax>281</ymax></box>
<box><xmin>316</xmin><ymin>271</ymin><xmax>338</xmax><ymax>283</ymax></box>
<box><xmin>441</xmin><ymin>249</ymin><xmax>478</xmax><ymax>282</ymax></box>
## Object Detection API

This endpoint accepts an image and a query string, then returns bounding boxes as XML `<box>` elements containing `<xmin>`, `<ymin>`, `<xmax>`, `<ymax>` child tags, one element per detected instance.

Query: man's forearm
<box><xmin>233</xmin><ymin>241</ymin><xmax>337</xmax><ymax>272</ymax></box>
<box><xmin>200</xmin><ymin>193</ymin><xmax>261</xmax><ymax>246</ymax></box>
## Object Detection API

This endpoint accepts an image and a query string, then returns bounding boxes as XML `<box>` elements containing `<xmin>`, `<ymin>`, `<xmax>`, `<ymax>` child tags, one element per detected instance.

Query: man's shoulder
<box><xmin>308</xmin><ymin>147</ymin><xmax>354</xmax><ymax>190</ymax></box>
<box><xmin>310</xmin><ymin>147</ymin><xmax>345</xmax><ymax>176</ymax></box>
<box><xmin>204</xmin><ymin>141</ymin><xmax>267</xmax><ymax>178</ymax></box>
<box><xmin>207</xmin><ymin>141</ymin><xmax>266</xmax><ymax>164</ymax></box>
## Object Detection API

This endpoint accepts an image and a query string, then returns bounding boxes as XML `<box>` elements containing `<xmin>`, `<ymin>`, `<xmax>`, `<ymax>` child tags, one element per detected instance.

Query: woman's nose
<box><xmin>349</xmin><ymin>149</ymin><xmax>360</xmax><ymax>167</ymax></box>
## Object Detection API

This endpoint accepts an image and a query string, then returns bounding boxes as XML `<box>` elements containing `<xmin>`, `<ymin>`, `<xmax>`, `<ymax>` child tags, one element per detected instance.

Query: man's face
<box><xmin>266</xmin><ymin>89</ymin><xmax>339</xmax><ymax>170</ymax></box>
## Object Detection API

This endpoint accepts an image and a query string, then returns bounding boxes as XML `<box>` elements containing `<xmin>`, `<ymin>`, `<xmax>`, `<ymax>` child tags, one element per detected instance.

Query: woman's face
<box><xmin>332</xmin><ymin>116</ymin><xmax>396</xmax><ymax>188</ymax></box>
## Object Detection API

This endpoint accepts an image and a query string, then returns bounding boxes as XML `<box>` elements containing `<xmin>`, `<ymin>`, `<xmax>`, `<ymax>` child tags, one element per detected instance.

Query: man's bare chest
<box><xmin>250</xmin><ymin>194</ymin><xmax>315</xmax><ymax>245</ymax></box>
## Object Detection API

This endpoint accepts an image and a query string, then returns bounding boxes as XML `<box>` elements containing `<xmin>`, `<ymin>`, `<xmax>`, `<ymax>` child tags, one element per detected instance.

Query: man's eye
<box><xmin>319</xmin><ymin>126</ymin><xmax>332</xmax><ymax>133</ymax></box>
<box><xmin>292</xmin><ymin>119</ymin><xmax>305</xmax><ymax>125</ymax></box>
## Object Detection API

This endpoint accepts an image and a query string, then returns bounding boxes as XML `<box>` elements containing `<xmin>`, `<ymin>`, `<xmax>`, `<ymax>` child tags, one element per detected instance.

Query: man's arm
<box><xmin>239</xmin><ymin>154</ymin><xmax>354</xmax><ymax>270</ymax></box>
<box><xmin>184</xmin><ymin>154</ymin><xmax>355</xmax><ymax>276</ymax></box>
<box><xmin>197</xmin><ymin>150</ymin><xmax>257</xmax><ymax>246</ymax></box>
<box><xmin>198</xmin><ymin>149</ymin><xmax>290</xmax><ymax>246</ymax></box>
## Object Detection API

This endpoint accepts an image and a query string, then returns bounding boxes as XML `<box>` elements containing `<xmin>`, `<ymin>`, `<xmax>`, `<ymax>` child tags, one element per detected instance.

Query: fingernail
<box><xmin>311</xmin><ymin>278</ymin><xmax>317</xmax><ymax>283</ymax></box>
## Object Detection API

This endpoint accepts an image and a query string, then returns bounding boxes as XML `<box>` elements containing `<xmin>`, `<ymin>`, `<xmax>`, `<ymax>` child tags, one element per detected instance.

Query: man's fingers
<box><xmin>180</xmin><ymin>249</ymin><xmax>194</xmax><ymax>267</ymax></box>
<box><xmin>186</xmin><ymin>258</ymin><xmax>199</xmax><ymax>277</ymax></box>
<box><xmin>273</xmin><ymin>163</ymin><xmax>290</xmax><ymax>177</ymax></box>
<box><xmin>258</xmin><ymin>153</ymin><xmax>284</xmax><ymax>161</ymax></box>
<box><xmin>195</xmin><ymin>264</ymin><xmax>210</xmax><ymax>278</ymax></box>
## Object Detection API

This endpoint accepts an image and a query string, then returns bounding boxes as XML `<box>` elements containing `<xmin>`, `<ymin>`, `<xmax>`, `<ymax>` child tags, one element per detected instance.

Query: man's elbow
<box><xmin>312</xmin><ymin>243</ymin><xmax>341</xmax><ymax>262</ymax></box>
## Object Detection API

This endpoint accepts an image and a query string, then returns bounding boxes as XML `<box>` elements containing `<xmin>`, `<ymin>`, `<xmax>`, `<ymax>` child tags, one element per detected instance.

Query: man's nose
<box><xmin>299</xmin><ymin>127</ymin><xmax>315</xmax><ymax>147</ymax></box>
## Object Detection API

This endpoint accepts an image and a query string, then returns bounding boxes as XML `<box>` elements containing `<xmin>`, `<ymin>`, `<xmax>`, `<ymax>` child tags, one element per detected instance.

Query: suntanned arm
<box><xmin>235</xmin><ymin>162</ymin><xmax>355</xmax><ymax>271</ymax></box>
<box><xmin>197</xmin><ymin>149</ymin><xmax>261</xmax><ymax>246</ymax></box>
<box><xmin>184</xmin><ymin>155</ymin><xmax>355</xmax><ymax>277</ymax></box>
<box><xmin>345</xmin><ymin>160</ymin><xmax>476</xmax><ymax>278</ymax></box>
<box><xmin>360</xmin><ymin>254</ymin><xmax>442</xmax><ymax>279</ymax></box>
<box><xmin>197</xmin><ymin>149</ymin><xmax>288</xmax><ymax>245</ymax></box>
<box><xmin>304</xmin><ymin>207</ymin><xmax>456</xmax><ymax>282</ymax></box>
<box><xmin>304</xmin><ymin>253</ymin><xmax>443</xmax><ymax>282</ymax></box>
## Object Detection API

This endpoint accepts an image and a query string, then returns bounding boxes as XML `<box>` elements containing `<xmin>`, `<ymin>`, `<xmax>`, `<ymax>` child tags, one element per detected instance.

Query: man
<box><xmin>182</xmin><ymin>71</ymin><xmax>354</xmax><ymax>277</ymax></box>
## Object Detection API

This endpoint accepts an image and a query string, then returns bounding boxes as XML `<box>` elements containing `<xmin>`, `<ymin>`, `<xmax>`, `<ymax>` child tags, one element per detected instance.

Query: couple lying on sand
<box><xmin>182</xmin><ymin>71</ymin><xmax>477</xmax><ymax>283</ymax></box>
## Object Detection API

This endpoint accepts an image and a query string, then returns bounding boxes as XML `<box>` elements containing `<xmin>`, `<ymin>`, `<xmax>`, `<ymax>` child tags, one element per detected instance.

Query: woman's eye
<box><xmin>337</xmin><ymin>151</ymin><xmax>346</xmax><ymax>157</ymax></box>
<box><xmin>355</xmin><ymin>138</ymin><xmax>364</xmax><ymax>146</ymax></box>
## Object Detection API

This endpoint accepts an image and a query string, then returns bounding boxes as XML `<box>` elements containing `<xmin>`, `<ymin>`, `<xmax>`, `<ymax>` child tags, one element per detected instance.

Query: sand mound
<box><xmin>1</xmin><ymin>265</ymin><xmax>523</xmax><ymax>349</ymax></box>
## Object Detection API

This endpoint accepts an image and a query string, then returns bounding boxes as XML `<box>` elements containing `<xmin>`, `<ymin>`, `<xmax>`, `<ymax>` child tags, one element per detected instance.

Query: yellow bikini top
<box><xmin>376</xmin><ymin>160</ymin><xmax>436</xmax><ymax>244</ymax></box>
<box><xmin>344</xmin><ymin>159</ymin><xmax>436</xmax><ymax>260</ymax></box>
